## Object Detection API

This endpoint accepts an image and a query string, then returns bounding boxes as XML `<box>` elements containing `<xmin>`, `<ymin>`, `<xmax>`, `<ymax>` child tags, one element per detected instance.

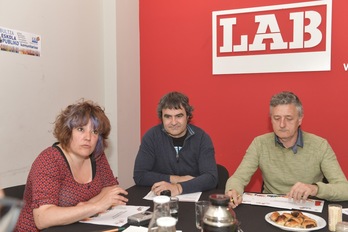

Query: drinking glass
<box><xmin>169</xmin><ymin>197</ymin><xmax>179</xmax><ymax>222</ymax></box>
<box><xmin>195</xmin><ymin>200</ymin><xmax>210</xmax><ymax>230</ymax></box>
<box><xmin>328</xmin><ymin>204</ymin><xmax>342</xmax><ymax>231</ymax></box>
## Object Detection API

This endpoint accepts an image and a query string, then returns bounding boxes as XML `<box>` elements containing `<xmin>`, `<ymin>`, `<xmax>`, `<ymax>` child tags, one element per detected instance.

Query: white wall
<box><xmin>115</xmin><ymin>1</ymin><xmax>140</xmax><ymax>189</ymax></box>
<box><xmin>0</xmin><ymin>0</ymin><xmax>140</xmax><ymax>190</ymax></box>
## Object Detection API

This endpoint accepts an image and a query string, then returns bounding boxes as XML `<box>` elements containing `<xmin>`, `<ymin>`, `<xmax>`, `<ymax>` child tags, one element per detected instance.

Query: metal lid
<box><xmin>209</xmin><ymin>194</ymin><xmax>230</xmax><ymax>206</ymax></box>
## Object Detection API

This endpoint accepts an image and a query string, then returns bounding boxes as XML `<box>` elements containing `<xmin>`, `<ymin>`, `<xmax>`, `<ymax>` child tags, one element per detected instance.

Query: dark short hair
<box><xmin>157</xmin><ymin>92</ymin><xmax>194</xmax><ymax>122</ymax></box>
<box><xmin>53</xmin><ymin>99</ymin><xmax>111</xmax><ymax>158</ymax></box>
<box><xmin>270</xmin><ymin>91</ymin><xmax>303</xmax><ymax>117</ymax></box>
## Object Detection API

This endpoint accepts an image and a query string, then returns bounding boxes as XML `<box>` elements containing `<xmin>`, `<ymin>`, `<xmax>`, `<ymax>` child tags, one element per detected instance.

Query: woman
<box><xmin>15</xmin><ymin>100</ymin><xmax>128</xmax><ymax>231</ymax></box>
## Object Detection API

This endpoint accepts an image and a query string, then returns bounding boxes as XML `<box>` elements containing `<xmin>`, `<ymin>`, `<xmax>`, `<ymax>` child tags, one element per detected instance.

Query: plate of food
<box><xmin>265</xmin><ymin>210</ymin><xmax>326</xmax><ymax>231</ymax></box>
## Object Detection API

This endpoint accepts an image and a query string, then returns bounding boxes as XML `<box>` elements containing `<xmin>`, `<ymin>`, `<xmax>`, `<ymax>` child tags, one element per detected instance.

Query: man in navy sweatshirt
<box><xmin>133</xmin><ymin>91</ymin><xmax>218</xmax><ymax>196</ymax></box>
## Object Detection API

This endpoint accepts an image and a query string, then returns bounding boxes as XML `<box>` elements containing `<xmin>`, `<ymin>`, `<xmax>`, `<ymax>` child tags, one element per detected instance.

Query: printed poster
<box><xmin>0</xmin><ymin>26</ymin><xmax>41</xmax><ymax>57</ymax></box>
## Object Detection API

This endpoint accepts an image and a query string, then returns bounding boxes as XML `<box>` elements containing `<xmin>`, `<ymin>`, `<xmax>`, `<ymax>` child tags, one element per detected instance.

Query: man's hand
<box><xmin>151</xmin><ymin>181</ymin><xmax>182</xmax><ymax>196</ymax></box>
<box><xmin>287</xmin><ymin>182</ymin><xmax>318</xmax><ymax>201</ymax></box>
<box><xmin>225</xmin><ymin>189</ymin><xmax>242</xmax><ymax>208</ymax></box>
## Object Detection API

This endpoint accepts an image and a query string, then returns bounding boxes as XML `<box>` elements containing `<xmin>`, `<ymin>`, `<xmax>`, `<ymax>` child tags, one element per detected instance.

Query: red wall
<box><xmin>139</xmin><ymin>0</ymin><xmax>348</xmax><ymax>192</ymax></box>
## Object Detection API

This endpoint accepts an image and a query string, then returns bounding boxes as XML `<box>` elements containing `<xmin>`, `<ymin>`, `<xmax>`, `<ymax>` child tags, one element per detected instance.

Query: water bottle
<box><xmin>202</xmin><ymin>194</ymin><xmax>238</xmax><ymax>232</ymax></box>
<box><xmin>157</xmin><ymin>216</ymin><xmax>177</xmax><ymax>232</ymax></box>
<box><xmin>148</xmin><ymin>195</ymin><xmax>171</xmax><ymax>232</ymax></box>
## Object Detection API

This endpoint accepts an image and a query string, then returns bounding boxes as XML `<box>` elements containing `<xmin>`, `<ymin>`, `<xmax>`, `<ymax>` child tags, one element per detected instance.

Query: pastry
<box><xmin>270</xmin><ymin>211</ymin><xmax>280</xmax><ymax>221</ymax></box>
<box><xmin>269</xmin><ymin>211</ymin><xmax>317</xmax><ymax>229</ymax></box>
<box><xmin>302</xmin><ymin>218</ymin><xmax>317</xmax><ymax>228</ymax></box>
<box><xmin>275</xmin><ymin>214</ymin><xmax>288</xmax><ymax>226</ymax></box>
<box><xmin>284</xmin><ymin>218</ymin><xmax>302</xmax><ymax>228</ymax></box>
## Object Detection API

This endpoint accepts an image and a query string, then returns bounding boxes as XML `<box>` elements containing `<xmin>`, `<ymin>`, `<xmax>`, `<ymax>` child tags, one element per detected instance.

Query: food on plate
<box><xmin>270</xmin><ymin>211</ymin><xmax>317</xmax><ymax>229</ymax></box>
<box><xmin>270</xmin><ymin>211</ymin><xmax>280</xmax><ymax>221</ymax></box>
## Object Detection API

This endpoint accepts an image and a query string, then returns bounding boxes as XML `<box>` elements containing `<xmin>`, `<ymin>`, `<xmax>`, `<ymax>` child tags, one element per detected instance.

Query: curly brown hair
<box><xmin>53</xmin><ymin>99</ymin><xmax>111</xmax><ymax>158</ymax></box>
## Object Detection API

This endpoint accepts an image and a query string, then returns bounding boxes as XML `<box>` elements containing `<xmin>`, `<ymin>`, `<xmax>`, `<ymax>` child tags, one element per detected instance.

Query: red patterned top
<box><xmin>15</xmin><ymin>144</ymin><xmax>118</xmax><ymax>231</ymax></box>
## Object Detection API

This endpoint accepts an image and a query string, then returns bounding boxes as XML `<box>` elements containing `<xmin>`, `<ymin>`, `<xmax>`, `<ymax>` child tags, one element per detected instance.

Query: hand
<box><xmin>286</xmin><ymin>182</ymin><xmax>318</xmax><ymax>201</ymax></box>
<box><xmin>91</xmin><ymin>185</ymin><xmax>128</xmax><ymax>212</ymax></box>
<box><xmin>151</xmin><ymin>181</ymin><xmax>181</xmax><ymax>196</ymax></box>
<box><xmin>33</xmin><ymin>186</ymin><xmax>128</xmax><ymax>230</ymax></box>
<box><xmin>225</xmin><ymin>189</ymin><xmax>242</xmax><ymax>208</ymax></box>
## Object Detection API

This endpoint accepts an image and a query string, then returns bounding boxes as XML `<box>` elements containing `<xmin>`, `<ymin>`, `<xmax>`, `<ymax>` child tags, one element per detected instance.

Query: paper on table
<box><xmin>343</xmin><ymin>208</ymin><xmax>348</xmax><ymax>215</ymax></box>
<box><xmin>143</xmin><ymin>191</ymin><xmax>202</xmax><ymax>202</ymax></box>
<box><xmin>242</xmin><ymin>192</ymin><xmax>324</xmax><ymax>213</ymax></box>
<box><xmin>80</xmin><ymin>205</ymin><xmax>150</xmax><ymax>227</ymax></box>
<box><xmin>122</xmin><ymin>226</ymin><xmax>182</xmax><ymax>232</ymax></box>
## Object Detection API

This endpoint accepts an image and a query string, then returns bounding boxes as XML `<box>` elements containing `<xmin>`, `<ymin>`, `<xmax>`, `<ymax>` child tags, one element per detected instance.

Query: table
<box><xmin>44</xmin><ymin>185</ymin><xmax>348</xmax><ymax>232</ymax></box>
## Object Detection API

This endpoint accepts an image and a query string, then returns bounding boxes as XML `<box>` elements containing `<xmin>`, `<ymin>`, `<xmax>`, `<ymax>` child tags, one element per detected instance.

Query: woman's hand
<box><xmin>90</xmin><ymin>185</ymin><xmax>128</xmax><ymax>212</ymax></box>
<box><xmin>33</xmin><ymin>185</ymin><xmax>128</xmax><ymax>230</ymax></box>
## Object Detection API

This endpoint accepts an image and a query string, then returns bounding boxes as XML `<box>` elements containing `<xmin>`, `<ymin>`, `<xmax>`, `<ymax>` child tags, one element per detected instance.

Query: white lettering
<box><xmin>290</xmin><ymin>12</ymin><xmax>304</xmax><ymax>49</ymax></box>
<box><xmin>249</xmin><ymin>14</ymin><xmax>287</xmax><ymax>51</ymax></box>
<box><xmin>219</xmin><ymin>18</ymin><xmax>237</xmax><ymax>53</ymax></box>
<box><xmin>233</xmin><ymin>35</ymin><xmax>248</xmax><ymax>52</ymax></box>
<box><xmin>344</xmin><ymin>63</ymin><xmax>348</xmax><ymax>71</ymax></box>
<box><xmin>219</xmin><ymin>11</ymin><xmax>323</xmax><ymax>53</ymax></box>
<box><xmin>304</xmin><ymin>11</ymin><xmax>322</xmax><ymax>48</ymax></box>
<box><xmin>212</xmin><ymin>0</ymin><xmax>331</xmax><ymax>74</ymax></box>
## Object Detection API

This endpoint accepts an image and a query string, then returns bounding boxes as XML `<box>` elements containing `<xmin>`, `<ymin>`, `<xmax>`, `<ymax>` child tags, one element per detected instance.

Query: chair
<box><xmin>216</xmin><ymin>164</ymin><xmax>229</xmax><ymax>190</ymax></box>
<box><xmin>3</xmin><ymin>185</ymin><xmax>26</xmax><ymax>200</ymax></box>
<box><xmin>0</xmin><ymin>197</ymin><xmax>23</xmax><ymax>231</ymax></box>
<box><xmin>1</xmin><ymin>185</ymin><xmax>25</xmax><ymax>231</ymax></box>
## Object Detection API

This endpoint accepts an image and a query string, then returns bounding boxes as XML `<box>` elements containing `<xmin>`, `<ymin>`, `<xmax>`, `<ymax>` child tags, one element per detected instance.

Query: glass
<box><xmin>328</xmin><ymin>204</ymin><xmax>342</xmax><ymax>231</ymax></box>
<box><xmin>169</xmin><ymin>197</ymin><xmax>179</xmax><ymax>222</ymax></box>
<box><xmin>336</xmin><ymin>221</ymin><xmax>348</xmax><ymax>232</ymax></box>
<box><xmin>148</xmin><ymin>196</ymin><xmax>171</xmax><ymax>232</ymax></box>
<box><xmin>195</xmin><ymin>200</ymin><xmax>210</xmax><ymax>230</ymax></box>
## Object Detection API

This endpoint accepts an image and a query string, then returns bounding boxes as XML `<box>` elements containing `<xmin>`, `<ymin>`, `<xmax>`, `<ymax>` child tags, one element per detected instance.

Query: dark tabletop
<box><xmin>44</xmin><ymin>185</ymin><xmax>348</xmax><ymax>232</ymax></box>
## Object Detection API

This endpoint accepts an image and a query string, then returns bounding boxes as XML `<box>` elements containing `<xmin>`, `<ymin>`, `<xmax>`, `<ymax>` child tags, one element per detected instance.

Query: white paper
<box><xmin>123</xmin><ymin>226</ymin><xmax>147</xmax><ymax>232</ymax></box>
<box><xmin>343</xmin><ymin>208</ymin><xmax>348</xmax><ymax>215</ymax></box>
<box><xmin>123</xmin><ymin>226</ymin><xmax>182</xmax><ymax>232</ymax></box>
<box><xmin>242</xmin><ymin>192</ymin><xmax>324</xmax><ymax>213</ymax></box>
<box><xmin>79</xmin><ymin>205</ymin><xmax>150</xmax><ymax>227</ymax></box>
<box><xmin>143</xmin><ymin>191</ymin><xmax>202</xmax><ymax>202</ymax></box>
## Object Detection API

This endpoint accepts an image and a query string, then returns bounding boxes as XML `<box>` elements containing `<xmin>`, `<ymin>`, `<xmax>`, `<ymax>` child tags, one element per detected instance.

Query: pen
<box><xmin>102</xmin><ymin>227</ymin><xmax>125</xmax><ymax>232</ymax></box>
<box><xmin>230</xmin><ymin>194</ymin><xmax>241</xmax><ymax>203</ymax></box>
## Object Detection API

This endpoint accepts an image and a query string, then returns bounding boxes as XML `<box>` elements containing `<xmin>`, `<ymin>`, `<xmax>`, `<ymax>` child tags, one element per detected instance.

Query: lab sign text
<box><xmin>212</xmin><ymin>0</ymin><xmax>332</xmax><ymax>74</ymax></box>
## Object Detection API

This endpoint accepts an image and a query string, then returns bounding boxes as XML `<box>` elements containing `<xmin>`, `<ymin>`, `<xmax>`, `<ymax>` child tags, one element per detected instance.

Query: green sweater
<box><xmin>226</xmin><ymin>131</ymin><xmax>348</xmax><ymax>201</ymax></box>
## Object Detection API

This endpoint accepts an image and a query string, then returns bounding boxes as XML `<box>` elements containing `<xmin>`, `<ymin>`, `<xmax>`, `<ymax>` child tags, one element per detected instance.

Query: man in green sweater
<box><xmin>226</xmin><ymin>91</ymin><xmax>348</xmax><ymax>207</ymax></box>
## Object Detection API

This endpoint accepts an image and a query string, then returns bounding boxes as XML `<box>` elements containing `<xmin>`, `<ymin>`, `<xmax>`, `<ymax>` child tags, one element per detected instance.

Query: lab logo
<box><xmin>212</xmin><ymin>0</ymin><xmax>332</xmax><ymax>74</ymax></box>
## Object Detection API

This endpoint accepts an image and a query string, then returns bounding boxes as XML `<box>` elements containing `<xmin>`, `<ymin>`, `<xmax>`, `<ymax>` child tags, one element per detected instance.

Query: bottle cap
<box><xmin>153</xmin><ymin>195</ymin><xmax>170</xmax><ymax>204</ymax></box>
<box><xmin>160</xmin><ymin>190</ymin><xmax>171</xmax><ymax>197</ymax></box>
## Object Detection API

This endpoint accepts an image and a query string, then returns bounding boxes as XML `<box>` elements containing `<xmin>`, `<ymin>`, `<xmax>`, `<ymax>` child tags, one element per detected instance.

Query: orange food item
<box><xmin>270</xmin><ymin>211</ymin><xmax>317</xmax><ymax>229</ymax></box>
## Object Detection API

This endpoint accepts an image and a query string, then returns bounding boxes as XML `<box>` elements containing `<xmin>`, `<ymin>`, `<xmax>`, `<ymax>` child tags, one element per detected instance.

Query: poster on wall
<box><xmin>0</xmin><ymin>26</ymin><xmax>41</xmax><ymax>57</ymax></box>
<box><xmin>212</xmin><ymin>0</ymin><xmax>332</xmax><ymax>74</ymax></box>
